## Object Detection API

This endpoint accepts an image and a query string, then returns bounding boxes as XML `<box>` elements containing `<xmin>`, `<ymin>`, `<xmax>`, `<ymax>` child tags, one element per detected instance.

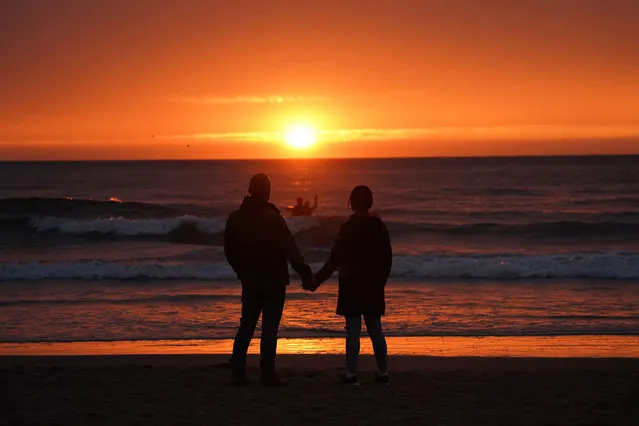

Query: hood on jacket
<box><xmin>239</xmin><ymin>196</ymin><xmax>280</xmax><ymax>215</ymax></box>
<box><xmin>348</xmin><ymin>213</ymin><xmax>383</xmax><ymax>227</ymax></box>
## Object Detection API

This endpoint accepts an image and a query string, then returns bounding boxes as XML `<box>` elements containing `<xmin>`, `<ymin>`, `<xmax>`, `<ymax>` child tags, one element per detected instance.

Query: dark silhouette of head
<box><xmin>296</xmin><ymin>197</ymin><xmax>303</xmax><ymax>206</ymax></box>
<box><xmin>349</xmin><ymin>185</ymin><xmax>373</xmax><ymax>214</ymax></box>
<box><xmin>248</xmin><ymin>173</ymin><xmax>271</xmax><ymax>202</ymax></box>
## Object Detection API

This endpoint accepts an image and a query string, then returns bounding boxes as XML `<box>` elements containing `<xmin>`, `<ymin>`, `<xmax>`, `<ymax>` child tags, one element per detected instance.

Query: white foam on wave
<box><xmin>31</xmin><ymin>215</ymin><xmax>227</xmax><ymax>236</ymax></box>
<box><xmin>284</xmin><ymin>216</ymin><xmax>320</xmax><ymax>234</ymax></box>
<box><xmin>392</xmin><ymin>252</ymin><xmax>639</xmax><ymax>279</ymax></box>
<box><xmin>0</xmin><ymin>261</ymin><xmax>237</xmax><ymax>281</ymax></box>
<box><xmin>30</xmin><ymin>215</ymin><xmax>320</xmax><ymax>237</ymax></box>
<box><xmin>2</xmin><ymin>252</ymin><xmax>639</xmax><ymax>281</ymax></box>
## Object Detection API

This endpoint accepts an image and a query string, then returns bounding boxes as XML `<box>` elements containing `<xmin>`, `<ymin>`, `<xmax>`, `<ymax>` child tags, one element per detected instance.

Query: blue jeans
<box><xmin>345</xmin><ymin>315</ymin><xmax>388</xmax><ymax>374</ymax></box>
<box><xmin>231</xmin><ymin>287</ymin><xmax>285</xmax><ymax>375</ymax></box>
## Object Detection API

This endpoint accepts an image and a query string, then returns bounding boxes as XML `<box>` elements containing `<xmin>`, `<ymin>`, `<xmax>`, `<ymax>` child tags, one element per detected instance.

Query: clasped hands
<box><xmin>302</xmin><ymin>275</ymin><xmax>320</xmax><ymax>292</ymax></box>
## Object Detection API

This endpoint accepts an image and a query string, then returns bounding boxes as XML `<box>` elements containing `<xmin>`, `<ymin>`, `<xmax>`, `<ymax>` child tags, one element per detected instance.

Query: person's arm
<box><xmin>314</xmin><ymin>224</ymin><xmax>347</xmax><ymax>285</ymax></box>
<box><xmin>310</xmin><ymin>194</ymin><xmax>318</xmax><ymax>213</ymax></box>
<box><xmin>314</xmin><ymin>259</ymin><xmax>336</xmax><ymax>286</ymax></box>
<box><xmin>275</xmin><ymin>215</ymin><xmax>312</xmax><ymax>283</ymax></box>
<box><xmin>223</xmin><ymin>215</ymin><xmax>242</xmax><ymax>277</ymax></box>
<box><xmin>380</xmin><ymin>222</ymin><xmax>393</xmax><ymax>284</ymax></box>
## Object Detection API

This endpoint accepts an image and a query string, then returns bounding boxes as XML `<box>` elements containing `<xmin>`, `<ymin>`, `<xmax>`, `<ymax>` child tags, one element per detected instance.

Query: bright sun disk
<box><xmin>284</xmin><ymin>125</ymin><xmax>317</xmax><ymax>149</ymax></box>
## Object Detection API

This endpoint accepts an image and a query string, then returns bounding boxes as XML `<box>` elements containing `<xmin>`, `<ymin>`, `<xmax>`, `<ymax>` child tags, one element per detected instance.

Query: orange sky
<box><xmin>1</xmin><ymin>0</ymin><xmax>638</xmax><ymax>160</ymax></box>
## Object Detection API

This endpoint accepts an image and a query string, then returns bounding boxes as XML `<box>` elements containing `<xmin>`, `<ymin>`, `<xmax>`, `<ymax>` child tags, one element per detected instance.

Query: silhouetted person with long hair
<box><xmin>313</xmin><ymin>185</ymin><xmax>392</xmax><ymax>385</ymax></box>
<box><xmin>225</xmin><ymin>173</ymin><xmax>313</xmax><ymax>386</ymax></box>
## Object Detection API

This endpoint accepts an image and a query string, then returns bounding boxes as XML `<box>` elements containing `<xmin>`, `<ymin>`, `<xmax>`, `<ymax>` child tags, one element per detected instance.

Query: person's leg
<box><xmin>345</xmin><ymin>316</ymin><xmax>362</xmax><ymax>375</ymax></box>
<box><xmin>230</xmin><ymin>289</ymin><xmax>262</xmax><ymax>378</ymax></box>
<box><xmin>364</xmin><ymin>315</ymin><xmax>388</xmax><ymax>373</ymax></box>
<box><xmin>259</xmin><ymin>287</ymin><xmax>286</xmax><ymax>376</ymax></box>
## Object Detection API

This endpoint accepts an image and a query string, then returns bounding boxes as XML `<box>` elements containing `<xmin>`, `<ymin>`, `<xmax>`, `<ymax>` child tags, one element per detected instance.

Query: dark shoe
<box><xmin>231</xmin><ymin>374</ymin><xmax>251</xmax><ymax>386</ymax></box>
<box><xmin>339</xmin><ymin>373</ymin><xmax>360</xmax><ymax>386</ymax></box>
<box><xmin>374</xmin><ymin>372</ymin><xmax>390</xmax><ymax>385</ymax></box>
<box><xmin>260</xmin><ymin>372</ymin><xmax>287</xmax><ymax>386</ymax></box>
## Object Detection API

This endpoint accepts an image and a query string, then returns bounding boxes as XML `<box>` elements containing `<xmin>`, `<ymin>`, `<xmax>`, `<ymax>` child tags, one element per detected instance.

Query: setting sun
<box><xmin>284</xmin><ymin>125</ymin><xmax>317</xmax><ymax>149</ymax></box>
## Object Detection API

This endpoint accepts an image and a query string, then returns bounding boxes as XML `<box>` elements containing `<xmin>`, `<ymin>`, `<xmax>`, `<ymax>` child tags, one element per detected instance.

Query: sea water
<box><xmin>1</xmin><ymin>156</ymin><xmax>638</xmax><ymax>342</ymax></box>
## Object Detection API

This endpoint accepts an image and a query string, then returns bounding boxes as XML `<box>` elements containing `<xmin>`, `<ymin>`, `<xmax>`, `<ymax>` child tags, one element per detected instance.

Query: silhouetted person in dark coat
<box><xmin>313</xmin><ymin>185</ymin><xmax>392</xmax><ymax>385</ymax></box>
<box><xmin>225</xmin><ymin>173</ymin><xmax>313</xmax><ymax>386</ymax></box>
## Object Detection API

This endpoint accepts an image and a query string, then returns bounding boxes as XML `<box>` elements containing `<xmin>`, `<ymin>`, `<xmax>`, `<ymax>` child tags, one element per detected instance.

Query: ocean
<box><xmin>1</xmin><ymin>156</ymin><xmax>638</xmax><ymax>343</ymax></box>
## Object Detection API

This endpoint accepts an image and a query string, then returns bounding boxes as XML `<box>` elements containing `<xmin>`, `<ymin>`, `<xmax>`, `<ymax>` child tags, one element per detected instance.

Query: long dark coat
<box><xmin>316</xmin><ymin>214</ymin><xmax>393</xmax><ymax>316</ymax></box>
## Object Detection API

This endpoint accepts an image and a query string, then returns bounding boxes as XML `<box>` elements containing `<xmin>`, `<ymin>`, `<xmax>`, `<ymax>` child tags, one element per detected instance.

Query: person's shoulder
<box><xmin>345</xmin><ymin>213</ymin><xmax>384</xmax><ymax>225</ymax></box>
<box><xmin>348</xmin><ymin>214</ymin><xmax>389</xmax><ymax>236</ymax></box>
<box><xmin>261</xmin><ymin>204</ymin><xmax>287</xmax><ymax>226</ymax></box>
<box><xmin>374</xmin><ymin>216</ymin><xmax>390</xmax><ymax>235</ymax></box>
<box><xmin>225</xmin><ymin>209</ymin><xmax>244</xmax><ymax>234</ymax></box>
<box><xmin>339</xmin><ymin>216</ymin><xmax>358</xmax><ymax>236</ymax></box>
<box><xmin>375</xmin><ymin>215</ymin><xmax>388</xmax><ymax>229</ymax></box>
<box><xmin>260</xmin><ymin>203</ymin><xmax>282</xmax><ymax>220</ymax></box>
<box><xmin>341</xmin><ymin>215</ymin><xmax>356</xmax><ymax>227</ymax></box>
<box><xmin>368</xmin><ymin>212</ymin><xmax>387</xmax><ymax>226</ymax></box>
<box><xmin>266</xmin><ymin>202</ymin><xmax>281</xmax><ymax>214</ymax></box>
<box><xmin>227</xmin><ymin>208</ymin><xmax>242</xmax><ymax>221</ymax></box>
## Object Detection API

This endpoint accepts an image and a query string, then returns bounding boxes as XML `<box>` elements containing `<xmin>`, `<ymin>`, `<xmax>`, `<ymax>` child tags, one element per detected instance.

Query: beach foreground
<box><xmin>3</xmin><ymin>354</ymin><xmax>638</xmax><ymax>426</ymax></box>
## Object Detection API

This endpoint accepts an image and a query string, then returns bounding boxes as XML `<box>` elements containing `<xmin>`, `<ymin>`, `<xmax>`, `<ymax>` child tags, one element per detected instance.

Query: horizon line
<box><xmin>2</xmin><ymin>152</ymin><xmax>639</xmax><ymax>163</ymax></box>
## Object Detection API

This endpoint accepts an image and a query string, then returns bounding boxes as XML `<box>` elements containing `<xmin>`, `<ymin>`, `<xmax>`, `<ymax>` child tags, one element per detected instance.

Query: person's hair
<box><xmin>248</xmin><ymin>173</ymin><xmax>271</xmax><ymax>201</ymax></box>
<box><xmin>349</xmin><ymin>185</ymin><xmax>373</xmax><ymax>213</ymax></box>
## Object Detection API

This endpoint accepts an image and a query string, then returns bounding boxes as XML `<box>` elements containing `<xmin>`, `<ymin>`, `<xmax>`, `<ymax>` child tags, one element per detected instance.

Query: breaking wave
<box><xmin>31</xmin><ymin>215</ymin><xmax>227</xmax><ymax>236</ymax></box>
<box><xmin>2</xmin><ymin>252</ymin><xmax>638</xmax><ymax>281</ymax></box>
<box><xmin>3</xmin><ymin>197</ymin><xmax>639</xmax><ymax>245</ymax></box>
<box><xmin>19</xmin><ymin>216</ymin><xmax>639</xmax><ymax>245</ymax></box>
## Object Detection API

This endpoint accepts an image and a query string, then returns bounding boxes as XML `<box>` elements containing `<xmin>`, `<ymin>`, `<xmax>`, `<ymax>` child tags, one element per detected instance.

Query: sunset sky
<box><xmin>1</xmin><ymin>0</ymin><xmax>638</xmax><ymax>160</ymax></box>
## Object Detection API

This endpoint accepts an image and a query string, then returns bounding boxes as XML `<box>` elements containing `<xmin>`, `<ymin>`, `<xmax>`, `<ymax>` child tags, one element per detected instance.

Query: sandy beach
<box><xmin>3</xmin><ymin>352</ymin><xmax>639</xmax><ymax>425</ymax></box>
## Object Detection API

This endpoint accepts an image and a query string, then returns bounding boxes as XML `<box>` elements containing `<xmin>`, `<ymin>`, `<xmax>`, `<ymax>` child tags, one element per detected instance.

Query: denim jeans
<box><xmin>231</xmin><ymin>287</ymin><xmax>285</xmax><ymax>375</ymax></box>
<box><xmin>345</xmin><ymin>315</ymin><xmax>388</xmax><ymax>374</ymax></box>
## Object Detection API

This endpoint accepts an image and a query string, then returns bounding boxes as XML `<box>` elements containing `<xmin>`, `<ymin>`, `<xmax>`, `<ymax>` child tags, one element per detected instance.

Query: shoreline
<box><xmin>3</xmin><ymin>335</ymin><xmax>639</xmax><ymax>357</ymax></box>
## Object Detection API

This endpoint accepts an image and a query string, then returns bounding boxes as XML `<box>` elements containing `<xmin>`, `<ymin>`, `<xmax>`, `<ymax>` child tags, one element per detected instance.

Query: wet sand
<box><xmin>3</xmin><ymin>353</ymin><xmax>639</xmax><ymax>425</ymax></box>
<box><xmin>3</xmin><ymin>335</ymin><xmax>639</xmax><ymax>357</ymax></box>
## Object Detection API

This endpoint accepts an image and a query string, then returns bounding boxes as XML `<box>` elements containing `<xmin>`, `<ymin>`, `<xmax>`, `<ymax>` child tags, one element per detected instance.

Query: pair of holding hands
<box><xmin>302</xmin><ymin>275</ymin><xmax>321</xmax><ymax>292</ymax></box>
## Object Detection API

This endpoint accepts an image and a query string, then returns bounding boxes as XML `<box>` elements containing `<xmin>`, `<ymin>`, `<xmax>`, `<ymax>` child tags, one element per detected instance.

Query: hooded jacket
<box><xmin>316</xmin><ymin>214</ymin><xmax>393</xmax><ymax>316</ymax></box>
<box><xmin>224</xmin><ymin>196</ymin><xmax>311</xmax><ymax>290</ymax></box>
